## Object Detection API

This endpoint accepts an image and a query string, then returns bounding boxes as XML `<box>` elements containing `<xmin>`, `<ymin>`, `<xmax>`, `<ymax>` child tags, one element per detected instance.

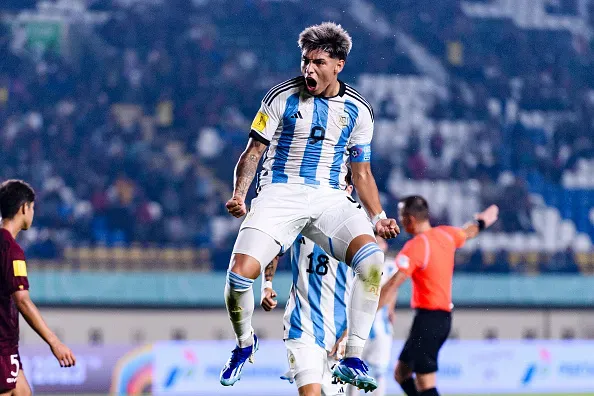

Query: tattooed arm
<box><xmin>225</xmin><ymin>138</ymin><xmax>268</xmax><ymax>218</ymax></box>
<box><xmin>261</xmin><ymin>256</ymin><xmax>279</xmax><ymax>311</ymax></box>
<box><xmin>264</xmin><ymin>256</ymin><xmax>279</xmax><ymax>282</ymax></box>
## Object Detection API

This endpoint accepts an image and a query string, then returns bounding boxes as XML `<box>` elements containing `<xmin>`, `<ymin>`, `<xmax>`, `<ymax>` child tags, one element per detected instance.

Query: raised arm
<box><xmin>226</xmin><ymin>138</ymin><xmax>268</xmax><ymax>218</ymax></box>
<box><xmin>462</xmin><ymin>204</ymin><xmax>499</xmax><ymax>239</ymax></box>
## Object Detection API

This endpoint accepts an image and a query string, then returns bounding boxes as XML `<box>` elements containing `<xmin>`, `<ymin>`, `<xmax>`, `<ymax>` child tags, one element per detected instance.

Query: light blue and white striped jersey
<box><xmin>250</xmin><ymin>76</ymin><xmax>374</xmax><ymax>190</ymax></box>
<box><xmin>283</xmin><ymin>235</ymin><xmax>355</xmax><ymax>351</ymax></box>
<box><xmin>369</xmin><ymin>256</ymin><xmax>398</xmax><ymax>340</ymax></box>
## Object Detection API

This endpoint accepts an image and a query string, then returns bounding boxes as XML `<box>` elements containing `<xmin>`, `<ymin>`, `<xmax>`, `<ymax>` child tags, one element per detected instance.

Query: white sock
<box><xmin>346</xmin><ymin>243</ymin><xmax>384</xmax><ymax>358</ymax></box>
<box><xmin>225</xmin><ymin>270</ymin><xmax>255</xmax><ymax>348</ymax></box>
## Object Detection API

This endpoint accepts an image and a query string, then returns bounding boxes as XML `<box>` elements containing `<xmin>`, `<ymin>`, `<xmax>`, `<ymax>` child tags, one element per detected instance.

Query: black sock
<box><xmin>419</xmin><ymin>388</ymin><xmax>439</xmax><ymax>396</ymax></box>
<box><xmin>400</xmin><ymin>377</ymin><xmax>419</xmax><ymax>396</ymax></box>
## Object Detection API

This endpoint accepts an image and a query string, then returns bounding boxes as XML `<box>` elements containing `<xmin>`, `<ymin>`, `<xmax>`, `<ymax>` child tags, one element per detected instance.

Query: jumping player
<box><xmin>379</xmin><ymin>196</ymin><xmax>498</xmax><ymax>396</ymax></box>
<box><xmin>220</xmin><ymin>22</ymin><xmax>399</xmax><ymax>392</ymax></box>
<box><xmin>0</xmin><ymin>180</ymin><xmax>76</xmax><ymax>396</ymax></box>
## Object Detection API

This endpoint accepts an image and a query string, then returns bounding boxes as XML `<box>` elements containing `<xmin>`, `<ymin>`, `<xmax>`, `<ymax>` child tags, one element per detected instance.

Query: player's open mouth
<box><xmin>305</xmin><ymin>77</ymin><xmax>317</xmax><ymax>91</ymax></box>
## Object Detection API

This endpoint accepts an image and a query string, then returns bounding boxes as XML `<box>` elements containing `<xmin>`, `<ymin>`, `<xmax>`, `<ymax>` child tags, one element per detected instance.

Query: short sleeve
<box><xmin>3</xmin><ymin>246</ymin><xmax>29</xmax><ymax>295</ymax></box>
<box><xmin>347</xmin><ymin>106</ymin><xmax>374</xmax><ymax>163</ymax></box>
<box><xmin>441</xmin><ymin>226</ymin><xmax>467</xmax><ymax>248</ymax></box>
<box><xmin>249</xmin><ymin>97</ymin><xmax>283</xmax><ymax>145</ymax></box>
<box><xmin>395</xmin><ymin>239</ymin><xmax>426</xmax><ymax>277</ymax></box>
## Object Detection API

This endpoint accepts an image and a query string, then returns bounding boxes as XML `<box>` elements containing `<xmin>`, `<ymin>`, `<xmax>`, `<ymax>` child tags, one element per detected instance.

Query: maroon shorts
<box><xmin>0</xmin><ymin>347</ymin><xmax>21</xmax><ymax>391</ymax></box>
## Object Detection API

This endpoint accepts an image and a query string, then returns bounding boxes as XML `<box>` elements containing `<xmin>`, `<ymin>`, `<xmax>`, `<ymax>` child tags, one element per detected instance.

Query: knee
<box><xmin>229</xmin><ymin>253</ymin><xmax>261</xmax><ymax>279</ymax></box>
<box><xmin>350</xmin><ymin>242</ymin><xmax>384</xmax><ymax>279</ymax></box>
<box><xmin>394</xmin><ymin>362</ymin><xmax>413</xmax><ymax>384</ymax></box>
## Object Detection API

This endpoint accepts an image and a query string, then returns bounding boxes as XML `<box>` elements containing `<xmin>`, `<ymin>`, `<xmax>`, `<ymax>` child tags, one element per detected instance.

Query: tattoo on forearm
<box><xmin>264</xmin><ymin>258</ymin><xmax>277</xmax><ymax>281</ymax></box>
<box><xmin>234</xmin><ymin>150</ymin><xmax>261</xmax><ymax>198</ymax></box>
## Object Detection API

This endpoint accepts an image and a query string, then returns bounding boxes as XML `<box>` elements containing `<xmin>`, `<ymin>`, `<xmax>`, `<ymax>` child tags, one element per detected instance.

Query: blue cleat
<box><xmin>220</xmin><ymin>334</ymin><xmax>259</xmax><ymax>386</ymax></box>
<box><xmin>332</xmin><ymin>357</ymin><xmax>378</xmax><ymax>393</ymax></box>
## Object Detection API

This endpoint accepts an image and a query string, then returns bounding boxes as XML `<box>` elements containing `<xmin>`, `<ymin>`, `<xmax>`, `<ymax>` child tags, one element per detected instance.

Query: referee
<box><xmin>378</xmin><ymin>196</ymin><xmax>499</xmax><ymax>396</ymax></box>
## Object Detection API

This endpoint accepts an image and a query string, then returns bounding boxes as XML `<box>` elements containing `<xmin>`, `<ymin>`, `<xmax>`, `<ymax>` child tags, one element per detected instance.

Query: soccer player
<box><xmin>346</xmin><ymin>236</ymin><xmax>397</xmax><ymax>396</ymax></box>
<box><xmin>221</xmin><ymin>22</ymin><xmax>399</xmax><ymax>392</ymax></box>
<box><xmin>0</xmin><ymin>180</ymin><xmax>76</xmax><ymax>396</ymax></box>
<box><xmin>260</xmin><ymin>176</ymin><xmax>356</xmax><ymax>396</ymax></box>
<box><xmin>262</xmin><ymin>236</ymin><xmax>351</xmax><ymax>396</ymax></box>
<box><xmin>378</xmin><ymin>196</ymin><xmax>499</xmax><ymax>396</ymax></box>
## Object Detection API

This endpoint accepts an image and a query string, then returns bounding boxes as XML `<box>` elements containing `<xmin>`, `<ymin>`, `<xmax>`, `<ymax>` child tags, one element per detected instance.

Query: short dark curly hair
<box><xmin>298</xmin><ymin>22</ymin><xmax>352</xmax><ymax>60</ymax></box>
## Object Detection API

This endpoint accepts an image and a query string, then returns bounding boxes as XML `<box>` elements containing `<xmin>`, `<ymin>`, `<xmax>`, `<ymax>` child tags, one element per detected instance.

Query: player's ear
<box><xmin>335</xmin><ymin>59</ymin><xmax>345</xmax><ymax>74</ymax></box>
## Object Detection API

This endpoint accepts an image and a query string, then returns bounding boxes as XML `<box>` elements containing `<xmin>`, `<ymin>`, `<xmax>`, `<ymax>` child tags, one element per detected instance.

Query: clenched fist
<box><xmin>261</xmin><ymin>288</ymin><xmax>278</xmax><ymax>311</ymax></box>
<box><xmin>376</xmin><ymin>218</ymin><xmax>400</xmax><ymax>239</ymax></box>
<box><xmin>226</xmin><ymin>196</ymin><xmax>247</xmax><ymax>218</ymax></box>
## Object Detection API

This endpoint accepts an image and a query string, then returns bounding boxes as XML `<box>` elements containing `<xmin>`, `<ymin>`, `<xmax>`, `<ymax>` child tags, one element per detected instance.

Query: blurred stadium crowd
<box><xmin>0</xmin><ymin>0</ymin><xmax>593</xmax><ymax>273</ymax></box>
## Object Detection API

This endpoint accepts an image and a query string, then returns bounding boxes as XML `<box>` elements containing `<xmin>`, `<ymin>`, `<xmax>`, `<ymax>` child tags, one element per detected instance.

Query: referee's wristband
<box><xmin>371</xmin><ymin>211</ymin><xmax>387</xmax><ymax>227</ymax></box>
<box><xmin>476</xmin><ymin>219</ymin><xmax>486</xmax><ymax>231</ymax></box>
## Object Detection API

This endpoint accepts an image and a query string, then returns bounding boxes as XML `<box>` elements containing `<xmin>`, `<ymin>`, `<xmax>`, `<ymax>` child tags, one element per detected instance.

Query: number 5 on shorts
<box><xmin>10</xmin><ymin>354</ymin><xmax>19</xmax><ymax>377</ymax></box>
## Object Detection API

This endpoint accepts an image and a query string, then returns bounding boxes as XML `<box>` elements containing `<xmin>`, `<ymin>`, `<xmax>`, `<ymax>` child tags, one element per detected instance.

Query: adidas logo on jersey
<box><xmin>289</xmin><ymin>111</ymin><xmax>303</xmax><ymax>119</ymax></box>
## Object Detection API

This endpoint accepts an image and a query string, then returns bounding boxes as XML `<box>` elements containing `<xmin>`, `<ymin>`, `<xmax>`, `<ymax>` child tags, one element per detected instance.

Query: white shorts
<box><xmin>284</xmin><ymin>339</ymin><xmax>345</xmax><ymax>396</ymax></box>
<box><xmin>235</xmin><ymin>184</ymin><xmax>374</xmax><ymax>267</ymax></box>
<box><xmin>362</xmin><ymin>310</ymin><xmax>394</xmax><ymax>377</ymax></box>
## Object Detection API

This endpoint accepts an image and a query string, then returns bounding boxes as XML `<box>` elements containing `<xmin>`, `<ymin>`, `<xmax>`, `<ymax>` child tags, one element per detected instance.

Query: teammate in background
<box><xmin>378</xmin><ymin>196</ymin><xmax>499</xmax><ymax>396</ymax></box>
<box><xmin>0</xmin><ymin>180</ymin><xmax>76</xmax><ymax>396</ymax></box>
<box><xmin>346</xmin><ymin>236</ymin><xmax>396</xmax><ymax>396</ymax></box>
<box><xmin>262</xmin><ymin>237</ymin><xmax>352</xmax><ymax>396</ymax></box>
<box><xmin>221</xmin><ymin>22</ymin><xmax>399</xmax><ymax>392</ymax></box>
<box><xmin>260</xmin><ymin>175</ymin><xmax>356</xmax><ymax>396</ymax></box>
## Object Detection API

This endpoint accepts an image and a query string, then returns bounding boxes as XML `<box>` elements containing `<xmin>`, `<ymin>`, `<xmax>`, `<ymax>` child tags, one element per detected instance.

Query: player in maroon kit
<box><xmin>0</xmin><ymin>180</ymin><xmax>75</xmax><ymax>395</ymax></box>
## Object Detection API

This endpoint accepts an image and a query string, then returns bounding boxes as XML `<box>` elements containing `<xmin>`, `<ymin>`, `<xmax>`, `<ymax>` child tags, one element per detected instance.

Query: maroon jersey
<box><xmin>0</xmin><ymin>229</ymin><xmax>29</xmax><ymax>352</ymax></box>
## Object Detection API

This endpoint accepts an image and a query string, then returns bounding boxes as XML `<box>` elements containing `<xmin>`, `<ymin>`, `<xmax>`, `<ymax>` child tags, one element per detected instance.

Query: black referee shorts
<box><xmin>398</xmin><ymin>308</ymin><xmax>452</xmax><ymax>374</ymax></box>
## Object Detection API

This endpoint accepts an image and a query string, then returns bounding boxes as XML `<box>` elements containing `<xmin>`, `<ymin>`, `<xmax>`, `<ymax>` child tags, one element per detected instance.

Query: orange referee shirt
<box><xmin>395</xmin><ymin>226</ymin><xmax>467</xmax><ymax>312</ymax></box>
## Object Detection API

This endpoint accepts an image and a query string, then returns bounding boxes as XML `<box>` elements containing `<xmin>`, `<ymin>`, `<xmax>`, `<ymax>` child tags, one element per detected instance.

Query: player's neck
<box><xmin>414</xmin><ymin>221</ymin><xmax>432</xmax><ymax>235</ymax></box>
<box><xmin>319</xmin><ymin>79</ymin><xmax>340</xmax><ymax>97</ymax></box>
<box><xmin>1</xmin><ymin>221</ymin><xmax>21</xmax><ymax>239</ymax></box>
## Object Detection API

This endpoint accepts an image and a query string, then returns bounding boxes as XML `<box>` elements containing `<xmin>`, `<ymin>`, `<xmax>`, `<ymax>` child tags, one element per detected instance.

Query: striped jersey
<box><xmin>250</xmin><ymin>76</ymin><xmax>375</xmax><ymax>190</ymax></box>
<box><xmin>369</xmin><ymin>256</ymin><xmax>398</xmax><ymax>340</ymax></box>
<box><xmin>283</xmin><ymin>235</ymin><xmax>355</xmax><ymax>351</ymax></box>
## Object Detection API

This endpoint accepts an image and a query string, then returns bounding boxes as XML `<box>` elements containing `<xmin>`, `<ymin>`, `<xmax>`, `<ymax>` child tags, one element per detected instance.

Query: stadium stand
<box><xmin>0</xmin><ymin>0</ymin><xmax>592</xmax><ymax>273</ymax></box>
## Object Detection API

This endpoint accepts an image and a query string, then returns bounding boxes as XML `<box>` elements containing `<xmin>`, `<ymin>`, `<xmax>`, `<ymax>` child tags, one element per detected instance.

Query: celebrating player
<box><xmin>0</xmin><ymin>180</ymin><xmax>76</xmax><ymax>396</ymax></box>
<box><xmin>221</xmin><ymin>22</ymin><xmax>399</xmax><ymax>392</ymax></box>
<box><xmin>379</xmin><ymin>196</ymin><xmax>499</xmax><ymax>396</ymax></box>
<box><xmin>346</xmin><ymin>236</ymin><xmax>397</xmax><ymax>396</ymax></box>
